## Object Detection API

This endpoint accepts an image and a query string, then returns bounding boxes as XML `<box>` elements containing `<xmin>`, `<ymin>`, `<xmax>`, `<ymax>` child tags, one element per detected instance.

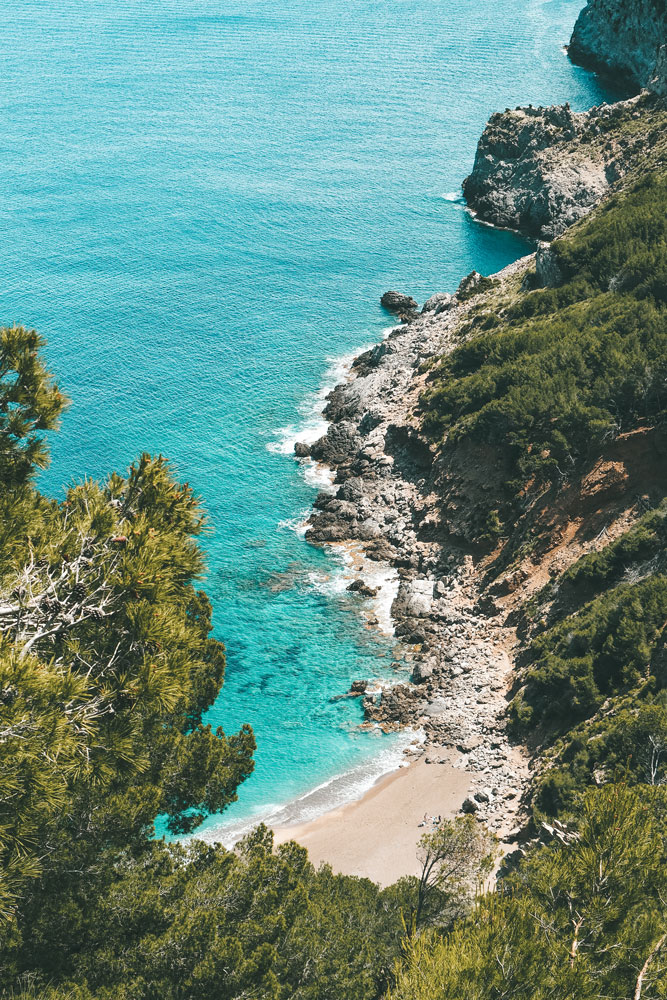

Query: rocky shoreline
<box><xmin>290</xmin><ymin>0</ymin><xmax>667</xmax><ymax>842</ymax></box>
<box><xmin>295</xmin><ymin>259</ymin><xmax>534</xmax><ymax>839</ymax></box>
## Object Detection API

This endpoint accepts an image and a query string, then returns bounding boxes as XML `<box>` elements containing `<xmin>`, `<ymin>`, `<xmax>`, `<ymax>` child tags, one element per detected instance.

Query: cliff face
<box><xmin>463</xmin><ymin>0</ymin><xmax>667</xmax><ymax>237</ymax></box>
<box><xmin>461</xmin><ymin>95</ymin><xmax>663</xmax><ymax>238</ymax></box>
<box><xmin>569</xmin><ymin>0</ymin><xmax>667</xmax><ymax>92</ymax></box>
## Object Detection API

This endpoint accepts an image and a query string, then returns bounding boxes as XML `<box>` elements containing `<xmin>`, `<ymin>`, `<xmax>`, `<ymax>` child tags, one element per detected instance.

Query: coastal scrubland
<box><xmin>2</xmin><ymin>0</ymin><xmax>667</xmax><ymax>996</ymax></box>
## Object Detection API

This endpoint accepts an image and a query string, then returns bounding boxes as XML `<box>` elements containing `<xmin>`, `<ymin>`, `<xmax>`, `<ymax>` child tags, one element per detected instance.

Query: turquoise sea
<box><xmin>0</xmin><ymin>0</ymin><xmax>615</xmax><ymax>838</ymax></box>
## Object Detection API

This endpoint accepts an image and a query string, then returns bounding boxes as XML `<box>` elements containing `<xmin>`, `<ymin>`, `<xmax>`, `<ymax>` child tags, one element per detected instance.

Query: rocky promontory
<box><xmin>462</xmin><ymin>94</ymin><xmax>661</xmax><ymax>237</ymax></box>
<box><xmin>569</xmin><ymin>0</ymin><xmax>667</xmax><ymax>92</ymax></box>
<box><xmin>463</xmin><ymin>0</ymin><xmax>667</xmax><ymax>237</ymax></box>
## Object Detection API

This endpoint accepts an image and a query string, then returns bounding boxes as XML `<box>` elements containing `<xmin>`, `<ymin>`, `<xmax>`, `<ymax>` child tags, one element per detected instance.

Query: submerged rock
<box><xmin>346</xmin><ymin>579</ymin><xmax>379</xmax><ymax>598</ymax></box>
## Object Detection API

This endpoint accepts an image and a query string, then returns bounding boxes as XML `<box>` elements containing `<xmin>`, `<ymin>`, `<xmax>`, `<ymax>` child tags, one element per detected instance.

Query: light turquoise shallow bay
<box><xmin>0</xmin><ymin>0</ymin><xmax>615</xmax><ymax>836</ymax></box>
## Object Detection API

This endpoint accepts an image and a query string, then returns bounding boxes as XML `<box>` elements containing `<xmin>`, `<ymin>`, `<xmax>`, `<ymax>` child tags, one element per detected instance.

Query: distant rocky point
<box><xmin>463</xmin><ymin>0</ymin><xmax>667</xmax><ymax>237</ymax></box>
<box><xmin>462</xmin><ymin>97</ymin><xmax>653</xmax><ymax>238</ymax></box>
<box><xmin>569</xmin><ymin>0</ymin><xmax>667</xmax><ymax>93</ymax></box>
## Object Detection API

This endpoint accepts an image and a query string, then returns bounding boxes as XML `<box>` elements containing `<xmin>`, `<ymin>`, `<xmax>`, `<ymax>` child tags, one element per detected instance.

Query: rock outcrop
<box><xmin>380</xmin><ymin>291</ymin><xmax>418</xmax><ymax>315</ymax></box>
<box><xmin>651</xmin><ymin>41</ymin><xmax>667</xmax><ymax>94</ymax></box>
<box><xmin>535</xmin><ymin>241</ymin><xmax>564</xmax><ymax>288</ymax></box>
<box><xmin>462</xmin><ymin>95</ymin><xmax>653</xmax><ymax>237</ymax></box>
<box><xmin>569</xmin><ymin>0</ymin><xmax>667</xmax><ymax>93</ymax></box>
<box><xmin>422</xmin><ymin>292</ymin><xmax>453</xmax><ymax>314</ymax></box>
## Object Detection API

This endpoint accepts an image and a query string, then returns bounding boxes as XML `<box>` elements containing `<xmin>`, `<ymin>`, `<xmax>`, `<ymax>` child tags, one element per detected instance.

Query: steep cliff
<box><xmin>462</xmin><ymin>94</ymin><xmax>666</xmax><ymax>238</ymax></box>
<box><xmin>463</xmin><ymin>0</ymin><xmax>667</xmax><ymax>237</ymax></box>
<box><xmin>569</xmin><ymin>0</ymin><xmax>667</xmax><ymax>92</ymax></box>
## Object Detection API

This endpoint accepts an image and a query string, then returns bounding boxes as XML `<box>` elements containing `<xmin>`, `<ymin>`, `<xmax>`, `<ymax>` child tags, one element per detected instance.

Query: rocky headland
<box><xmin>569</xmin><ymin>0</ymin><xmax>667</xmax><ymax>92</ymax></box>
<box><xmin>461</xmin><ymin>94</ymin><xmax>662</xmax><ymax>238</ymax></box>
<box><xmin>463</xmin><ymin>0</ymin><xmax>667</xmax><ymax>237</ymax></box>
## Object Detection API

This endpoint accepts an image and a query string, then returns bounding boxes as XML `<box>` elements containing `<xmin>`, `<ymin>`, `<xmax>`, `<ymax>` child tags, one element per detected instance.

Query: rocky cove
<box><xmin>295</xmin><ymin>259</ymin><xmax>535</xmax><ymax>839</ymax></box>
<box><xmin>292</xmin><ymin>0</ymin><xmax>667</xmax><ymax>842</ymax></box>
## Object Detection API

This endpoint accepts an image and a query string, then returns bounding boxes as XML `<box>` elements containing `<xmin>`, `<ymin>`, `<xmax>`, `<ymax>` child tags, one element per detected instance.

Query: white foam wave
<box><xmin>306</xmin><ymin>567</ymin><xmax>348</xmax><ymax>596</ymax></box>
<box><xmin>267</xmin><ymin>416</ymin><xmax>329</xmax><ymax>456</ymax></box>
<box><xmin>306</xmin><ymin>541</ymin><xmax>399</xmax><ymax>637</ymax></box>
<box><xmin>303</xmin><ymin>459</ymin><xmax>335</xmax><ymax>491</ymax></box>
<box><xmin>277</xmin><ymin>512</ymin><xmax>310</xmax><ymax>537</ymax></box>
<box><xmin>441</xmin><ymin>190</ymin><xmax>465</xmax><ymax>204</ymax></box>
<box><xmin>338</xmin><ymin>545</ymin><xmax>399</xmax><ymax>636</ymax></box>
<box><xmin>268</xmin><ymin>329</ymin><xmax>395</xmax><ymax>465</ymax></box>
<box><xmin>268</xmin><ymin>348</ymin><xmax>365</xmax><ymax>459</ymax></box>
<box><xmin>201</xmin><ymin>727</ymin><xmax>425</xmax><ymax>849</ymax></box>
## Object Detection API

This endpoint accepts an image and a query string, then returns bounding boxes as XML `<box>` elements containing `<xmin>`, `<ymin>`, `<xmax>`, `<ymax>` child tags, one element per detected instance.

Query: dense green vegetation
<box><xmin>0</xmin><ymin>327</ymin><xmax>482</xmax><ymax>1000</ymax></box>
<box><xmin>421</xmin><ymin>171</ymin><xmax>667</xmax><ymax>522</ymax></box>
<box><xmin>14</xmin><ymin>826</ymin><xmax>413</xmax><ymax>1000</ymax></box>
<box><xmin>389</xmin><ymin>786</ymin><xmax>667</xmax><ymax>1000</ymax></box>
<box><xmin>510</xmin><ymin>574</ymin><xmax>667</xmax><ymax>731</ymax></box>
<box><xmin>506</xmin><ymin>502</ymin><xmax>667</xmax><ymax>819</ymax></box>
<box><xmin>559</xmin><ymin>499</ymin><xmax>667</xmax><ymax>598</ymax></box>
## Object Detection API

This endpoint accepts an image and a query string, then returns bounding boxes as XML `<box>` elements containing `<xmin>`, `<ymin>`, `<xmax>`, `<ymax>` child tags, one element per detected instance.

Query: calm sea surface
<box><xmin>0</xmin><ymin>0</ymin><xmax>615</xmax><ymax>837</ymax></box>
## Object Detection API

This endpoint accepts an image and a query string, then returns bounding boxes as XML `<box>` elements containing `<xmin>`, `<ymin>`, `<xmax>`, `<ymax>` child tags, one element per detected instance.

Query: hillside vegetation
<box><xmin>422</xmin><ymin>170</ymin><xmax>667</xmax><ymax>537</ymax></box>
<box><xmin>387</xmin><ymin>161</ymin><xmax>667</xmax><ymax>998</ymax></box>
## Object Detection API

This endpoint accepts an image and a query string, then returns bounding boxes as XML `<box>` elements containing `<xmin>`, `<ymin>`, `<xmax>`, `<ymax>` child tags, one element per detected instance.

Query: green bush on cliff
<box><xmin>559</xmin><ymin>499</ymin><xmax>667</xmax><ymax>598</ymax></box>
<box><xmin>389</xmin><ymin>785</ymin><xmax>667</xmax><ymax>1000</ymax></box>
<box><xmin>510</xmin><ymin>574</ymin><xmax>667</xmax><ymax>734</ymax></box>
<box><xmin>510</xmin><ymin>504</ymin><xmax>667</xmax><ymax>820</ymax></box>
<box><xmin>421</xmin><ymin>171</ymin><xmax>667</xmax><ymax>507</ymax></box>
<box><xmin>534</xmin><ymin>699</ymin><xmax>667</xmax><ymax>817</ymax></box>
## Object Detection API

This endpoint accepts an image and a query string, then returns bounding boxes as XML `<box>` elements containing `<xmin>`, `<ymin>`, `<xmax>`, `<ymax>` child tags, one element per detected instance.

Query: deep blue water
<box><xmin>0</xmin><ymin>0</ymin><xmax>615</xmax><ymax>837</ymax></box>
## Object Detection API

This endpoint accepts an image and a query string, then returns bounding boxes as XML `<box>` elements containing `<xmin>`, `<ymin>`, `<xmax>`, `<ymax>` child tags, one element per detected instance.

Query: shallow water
<box><xmin>0</xmin><ymin>0</ymin><xmax>616</xmax><ymax>836</ymax></box>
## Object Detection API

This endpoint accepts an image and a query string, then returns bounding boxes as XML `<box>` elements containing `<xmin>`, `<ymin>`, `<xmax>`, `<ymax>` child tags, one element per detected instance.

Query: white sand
<box><xmin>274</xmin><ymin>754</ymin><xmax>471</xmax><ymax>886</ymax></box>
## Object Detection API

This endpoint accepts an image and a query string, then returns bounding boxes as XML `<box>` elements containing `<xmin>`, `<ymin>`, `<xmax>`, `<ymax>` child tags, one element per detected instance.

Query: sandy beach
<box><xmin>274</xmin><ymin>754</ymin><xmax>471</xmax><ymax>886</ymax></box>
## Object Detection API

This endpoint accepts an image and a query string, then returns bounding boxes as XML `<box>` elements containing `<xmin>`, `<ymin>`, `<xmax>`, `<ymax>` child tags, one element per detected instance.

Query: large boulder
<box><xmin>381</xmin><ymin>290</ymin><xmax>418</xmax><ymax>314</ymax></box>
<box><xmin>462</xmin><ymin>104</ymin><xmax>610</xmax><ymax>238</ymax></box>
<box><xmin>535</xmin><ymin>241</ymin><xmax>564</xmax><ymax>288</ymax></box>
<box><xmin>347</xmin><ymin>579</ymin><xmax>379</xmax><ymax>598</ymax></box>
<box><xmin>392</xmin><ymin>579</ymin><xmax>434</xmax><ymax>619</ymax></box>
<box><xmin>422</xmin><ymin>292</ymin><xmax>453</xmax><ymax>314</ymax></box>
<box><xmin>309</xmin><ymin>421</ymin><xmax>361</xmax><ymax>463</ymax></box>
